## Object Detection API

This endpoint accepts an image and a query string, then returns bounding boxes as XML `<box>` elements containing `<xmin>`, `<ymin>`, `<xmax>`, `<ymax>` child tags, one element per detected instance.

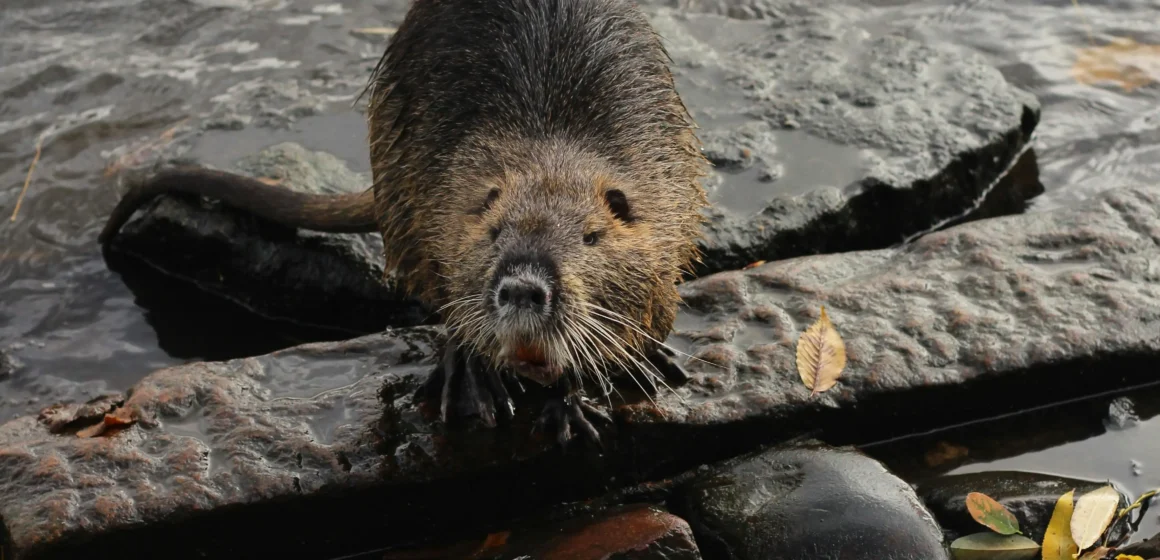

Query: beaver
<box><xmin>99</xmin><ymin>0</ymin><xmax>709</xmax><ymax>446</ymax></box>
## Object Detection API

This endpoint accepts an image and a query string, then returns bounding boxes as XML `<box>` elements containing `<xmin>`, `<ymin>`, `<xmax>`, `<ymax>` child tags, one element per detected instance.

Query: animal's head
<box><xmin>434</xmin><ymin>141</ymin><xmax>704</xmax><ymax>392</ymax></box>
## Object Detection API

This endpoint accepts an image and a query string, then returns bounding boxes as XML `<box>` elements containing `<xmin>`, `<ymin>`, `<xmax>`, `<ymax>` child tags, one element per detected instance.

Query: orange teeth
<box><xmin>514</xmin><ymin>343</ymin><xmax>547</xmax><ymax>365</ymax></box>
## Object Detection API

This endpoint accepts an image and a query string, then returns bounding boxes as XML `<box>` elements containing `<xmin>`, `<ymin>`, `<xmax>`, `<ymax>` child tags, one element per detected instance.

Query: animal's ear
<box><xmin>604</xmin><ymin>189</ymin><xmax>634</xmax><ymax>223</ymax></box>
<box><xmin>471</xmin><ymin>187</ymin><xmax>501</xmax><ymax>215</ymax></box>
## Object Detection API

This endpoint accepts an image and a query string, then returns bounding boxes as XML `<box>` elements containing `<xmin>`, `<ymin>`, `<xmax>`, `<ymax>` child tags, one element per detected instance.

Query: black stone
<box><xmin>674</xmin><ymin>442</ymin><xmax>949</xmax><ymax>560</ymax></box>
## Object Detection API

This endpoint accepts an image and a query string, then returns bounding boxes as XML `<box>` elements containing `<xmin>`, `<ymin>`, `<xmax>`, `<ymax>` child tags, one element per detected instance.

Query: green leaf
<box><xmin>950</xmin><ymin>533</ymin><xmax>1040</xmax><ymax>560</ymax></box>
<box><xmin>966</xmin><ymin>491</ymin><xmax>1022</xmax><ymax>535</ymax></box>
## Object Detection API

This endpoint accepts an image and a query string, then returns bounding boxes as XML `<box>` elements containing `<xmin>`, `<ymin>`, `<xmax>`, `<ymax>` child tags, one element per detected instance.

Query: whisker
<box><xmin>576</xmin><ymin>314</ymin><xmax>662</xmax><ymax>407</ymax></box>
<box><xmin>582</xmin><ymin>302</ymin><xmax>722</xmax><ymax>370</ymax></box>
<box><xmin>578</xmin><ymin>313</ymin><xmax>687</xmax><ymax>405</ymax></box>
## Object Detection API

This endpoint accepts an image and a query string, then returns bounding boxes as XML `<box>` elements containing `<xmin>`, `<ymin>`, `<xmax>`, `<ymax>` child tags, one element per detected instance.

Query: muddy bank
<box><xmin>5</xmin><ymin>184</ymin><xmax>1159</xmax><ymax>558</ymax></box>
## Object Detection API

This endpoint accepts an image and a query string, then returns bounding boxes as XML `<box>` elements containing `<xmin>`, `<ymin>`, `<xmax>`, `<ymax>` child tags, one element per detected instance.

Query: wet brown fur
<box><xmin>363</xmin><ymin>0</ymin><xmax>708</xmax><ymax>380</ymax></box>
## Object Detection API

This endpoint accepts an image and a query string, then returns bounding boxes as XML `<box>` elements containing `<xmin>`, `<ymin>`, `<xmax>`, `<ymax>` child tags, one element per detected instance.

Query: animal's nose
<box><xmin>496</xmin><ymin>277</ymin><xmax>551</xmax><ymax>312</ymax></box>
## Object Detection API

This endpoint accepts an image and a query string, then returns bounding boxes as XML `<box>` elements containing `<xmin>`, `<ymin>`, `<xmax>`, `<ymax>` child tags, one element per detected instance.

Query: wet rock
<box><xmin>916</xmin><ymin>471</ymin><xmax>1130</xmax><ymax>544</ymax></box>
<box><xmin>10</xmin><ymin>186</ymin><xmax>1160</xmax><ymax>558</ymax></box>
<box><xmin>644</xmin><ymin>185</ymin><xmax>1160</xmax><ymax>440</ymax></box>
<box><xmin>380</xmin><ymin>504</ymin><xmax>701</xmax><ymax>559</ymax></box>
<box><xmin>0</xmin><ymin>327</ymin><xmax>693</xmax><ymax>560</ymax></box>
<box><xmin>104</xmin><ymin>0</ymin><xmax>1040</xmax><ymax>328</ymax></box>
<box><xmin>645</xmin><ymin>0</ymin><xmax>1041</xmax><ymax>272</ymax></box>
<box><xmin>106</xmin><ymin>142</ymin><xmax>430</xmax><ymax>334</ymax></box>
<box><xmin>674</xmin><ymin>443</ymin><xmax>949</xmax><ymax>560</ymax></box>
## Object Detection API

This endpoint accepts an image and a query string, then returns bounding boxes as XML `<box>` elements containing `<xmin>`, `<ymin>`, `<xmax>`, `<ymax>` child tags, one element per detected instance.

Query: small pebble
<box><xmin>1132</xmin><ymin>460</ymin><xmax>1144</xmax><ymax>476</ymax></box>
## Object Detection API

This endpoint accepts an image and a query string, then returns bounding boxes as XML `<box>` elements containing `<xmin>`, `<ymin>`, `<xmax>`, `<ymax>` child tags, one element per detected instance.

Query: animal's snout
<box><xmin>496</xmin><ymin>276</ymin><xmax>552</xmax><ymax>314</ymax></box>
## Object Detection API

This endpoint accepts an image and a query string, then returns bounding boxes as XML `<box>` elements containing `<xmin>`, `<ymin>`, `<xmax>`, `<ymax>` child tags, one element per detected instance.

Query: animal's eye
<box><xmin>490</xmin><ymin>226</ymin><xmax>502</xmax><ymax>242</ymax></box>
<box><xmin>482</xmin><ymin>188</ymin><xmax>501</xmax><ymax>212</ymax></box>
<box><xmin>604</xmin><ymin>189</ymin><xmax>633</xmax><ymax>223</ymax></box>
<box><xmin>583</xmin><ymin>232</ymin><xmax>600</xmax><ymax>245</ymax></box>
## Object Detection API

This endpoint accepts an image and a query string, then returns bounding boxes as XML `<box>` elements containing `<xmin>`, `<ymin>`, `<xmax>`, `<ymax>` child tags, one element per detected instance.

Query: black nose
<box><xmin>496</xmin><ymin>278</ymin><xmax>551</xmax><ymax>313</ymax></box>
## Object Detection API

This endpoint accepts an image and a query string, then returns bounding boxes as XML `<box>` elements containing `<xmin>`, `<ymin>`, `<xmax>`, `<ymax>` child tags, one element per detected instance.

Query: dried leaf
<box><xmin>104</xmin><ymin>405</ymin><xmax>138</xmax><ymax>427</ymax></box>
<box><xmin>475</xmin><ymin>531</ymin><xmax>509</xmax><ymax>556</ymax></box>
<box><xmin>76</xmin><ymin>422</ymin><xmax>108</xmax><ymax>438</ymax></box>
<box><xmin>795</xmin><ymin>305</ymin><xmax>846</xmax><ymax>395</ymax></box>
<box><xmin>1043</xmin><ymin>490</ymin><xmax>1078</xmax><ymax>560</ymax></box>
<box><xmin>1072</xmin><ymin>37</ymin><xmax>1160</xmax><ymax>92</ymax></box>
<box><xmin>742</xmin><ymin>260</ymin><xmax>766</xmax><ymax>270</ymax></box>
<box><xmin>76</xmin><ymin>406</ymin><xmax>138</xmax><ymax>438</ymax></box>
<box><xmin>925</xmin><ymin>441</ymin><xmax>969</xmax><ymax>468</ymax></box>
<box><xmin>1072</xmin><ymin>485</ymin><xmax>1121</xmax><ymax>551</ymax></box>
<box><xmin>950</xmin><ymin>533</ymin><xmax>1039</xmax><ymax>560</ymax></box>
<box><xmin>256</xmin><ymin>177</ymin><xmax>283</xmax><ymax>186</ymax></box>
<box><xmin>966</xmin><ymin>492</ymin><xmax>1021</xmax><ymax>535</ymax></box>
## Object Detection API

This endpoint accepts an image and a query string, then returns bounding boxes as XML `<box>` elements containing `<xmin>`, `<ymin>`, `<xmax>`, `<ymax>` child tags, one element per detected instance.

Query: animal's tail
<box><xmin>98</xmin><ymin>167</ymin><xmax>378</xmax><ymax>244</ymax></box>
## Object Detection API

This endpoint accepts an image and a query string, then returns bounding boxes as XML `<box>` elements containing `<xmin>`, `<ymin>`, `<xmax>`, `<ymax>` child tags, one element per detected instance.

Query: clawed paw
<box><xmin>414</xmin><ymin>342</ymin><xmax>514</xmax><ymax>428</ymax></box>
<box><xmin>533</xmin><ymin>394</ymin><xmax>613</xmax><ymax>449</ymax></box>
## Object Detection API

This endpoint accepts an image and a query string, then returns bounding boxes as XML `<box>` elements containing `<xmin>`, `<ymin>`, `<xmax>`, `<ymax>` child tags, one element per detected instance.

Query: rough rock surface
<box><xmin>916</xmin><ymin>471</ymin><xmax>1130</xmax><ymax>544</ymax></box>
<box><xmin>674</xmin><ymin>443</ymin><xmax>948</xmax><ymax>560</ymax></box>
<box><xmin>7</xmin><ymin>185</ymin><xmax>1160</xmax><ymax>558</ymax></box>
<box><xmin>103</xmin><ymin>0</ymin><xmax>1040</xmax><ymax>328</ymax></box>
<box><xmin>647</xmin><ymin>185</ymin><xmax>1160</xmax><ymax>438</ymax></box>
<box><xmin>648</xmin><ymin>0</ymin><xmax>1040</xmax><ymax>272</ymax></box>
<box><xmin>380</xmin><ymin>504</ymin><xmax>701</xmax><ymax>560</ymax></box>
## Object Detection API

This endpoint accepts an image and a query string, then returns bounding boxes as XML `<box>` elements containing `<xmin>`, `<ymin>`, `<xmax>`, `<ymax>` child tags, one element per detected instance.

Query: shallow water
<box><xmin>1</xmin><ymin>0</ymin><xmax>1159</xmax><ymax>538</ymax></box>
<box><xmin>864</xmin><ymin>381</ymin><xmax>1160</xmax><ymax>539</ymax></box>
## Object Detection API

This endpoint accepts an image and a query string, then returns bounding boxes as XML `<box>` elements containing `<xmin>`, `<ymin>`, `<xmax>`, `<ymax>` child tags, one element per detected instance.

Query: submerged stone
<box><xmin>916</xmin><ymin>471</ymin><xmax>1130</xmax><ymax>544</ymax></box>
<box><xmin>673</xmin><ymin>443</ymin><xmax>949</xmax><ymax>560</ymax></box>
<box><xmin>103</xmin><ymin>0</ymin><xmax>1040</xmax><ymax>330</ymax></box>
<box><xmin>8</xmin><ymin>185</ymin><xmax>1160</xmax><ymax>557</ymax></box>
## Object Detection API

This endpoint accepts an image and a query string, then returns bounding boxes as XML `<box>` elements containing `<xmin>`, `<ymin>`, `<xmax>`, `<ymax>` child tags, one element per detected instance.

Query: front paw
<box><xmin>533</xmin><ymin>393</ymin><xmax>613</xmax><ymax>448</ymax></box>
<box><xmin>414</xmin><ymin>342</ymin><xmax>514</xmax><ymax>428</ymax></box>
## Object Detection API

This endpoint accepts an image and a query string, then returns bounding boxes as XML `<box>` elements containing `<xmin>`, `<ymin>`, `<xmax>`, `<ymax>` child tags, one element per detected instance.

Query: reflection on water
<box><xmin>0</xmin><ymin>0</ymin><xmax>1158</xmax><ymax>514</ymax></box>
<box><xmin>864</xmin><ymin>382</ymin><xmax>1160</xmax><ymax>540</ymax></box>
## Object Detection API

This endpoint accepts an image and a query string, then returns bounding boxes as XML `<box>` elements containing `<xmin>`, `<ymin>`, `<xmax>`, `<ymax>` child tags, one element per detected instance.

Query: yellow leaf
<box><xmin>795</xmin><ymin>305</ymin><xmax>846</xmax><ymax>395</ymax></box>
<box><xmin>1043</xmin><ymin>490</ymin><xmax>1078</xmax><ymax>560</ymax></box>
<box><xmin>1071</xmin><ymin>485</ymin><xmax>1120</xmax><ymax>551</ymax></box>
<box><xmin>1115</xmin><ymin>555</ymin><xmax>1146</xmax><ymax>560</ymax></box>
<box><xmin>950</xmin><ymin>533</ymin><xmax>1039</xmax><ymax>560</ymax></box>
<box><xmin>1072</xmin><ymin>37</ymin><xmax>1160</xmax><ymax>92</ymax></box>
<box><xmin>1078</xmin><ymin>546</ymin><xmax>1113</xmax><ymax>559</ymax></box>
